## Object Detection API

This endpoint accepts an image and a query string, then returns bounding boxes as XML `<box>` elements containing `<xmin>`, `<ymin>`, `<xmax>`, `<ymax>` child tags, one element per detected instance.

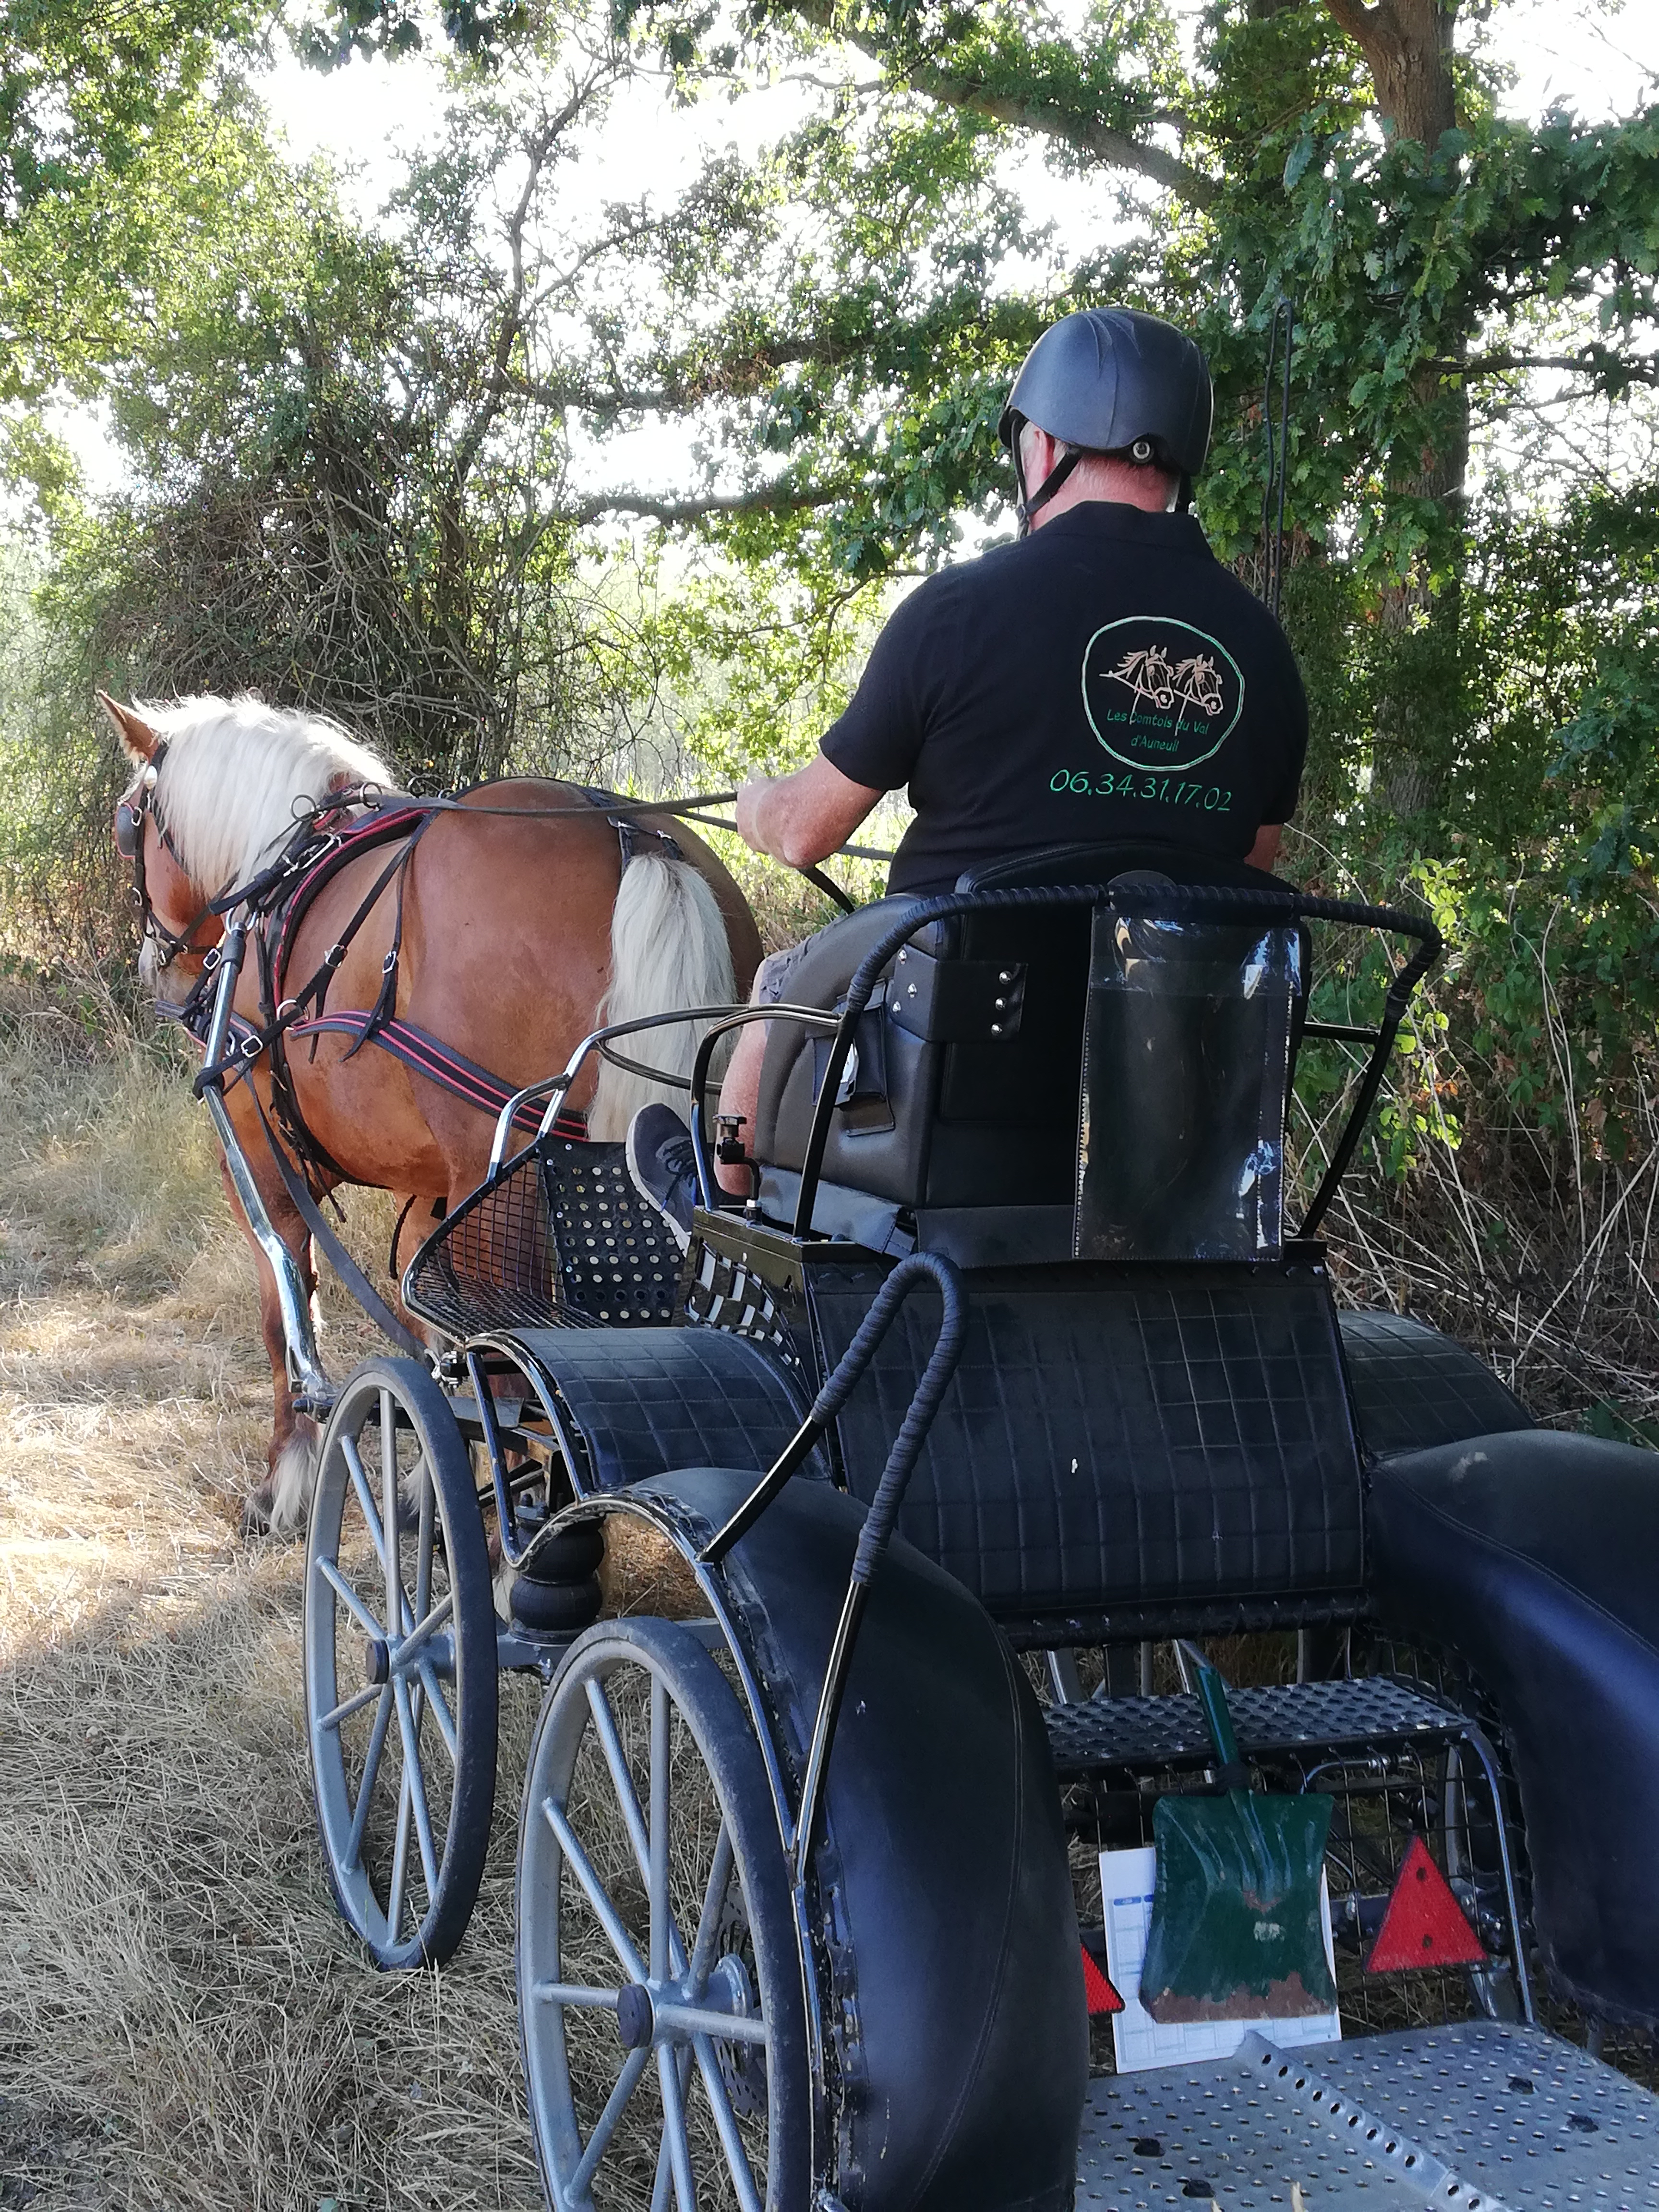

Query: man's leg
<box><xmin>714</xmin><ymin>1007</ymin><xmax>768</xmax><ymax>1196</ymax></box>
<box><xmin>714</xmin><ymin>940</ymin><xmax>808</xmax><ymax>1194</ymax></box>
<box><xmin>626</xmin><ymin>940</ymin><xmax>806</xmax><ymax>1233</ymax></box>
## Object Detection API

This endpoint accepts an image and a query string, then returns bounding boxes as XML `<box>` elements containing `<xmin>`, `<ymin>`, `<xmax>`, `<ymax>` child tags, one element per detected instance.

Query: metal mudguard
<box><xmin>1370</xmin><ymin>1428</ymin><xmax>1659</xmax><ymax>2029</ymax></box>
<box><xmin>576</xmin><ymin>1467</ymin><xmax>1087</xmax><ymax>2212</ymax></box>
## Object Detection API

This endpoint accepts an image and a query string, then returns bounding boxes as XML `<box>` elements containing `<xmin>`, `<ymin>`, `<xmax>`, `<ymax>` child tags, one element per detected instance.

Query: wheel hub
<box><xmin>713</xmin><ymin>1898</ymin><xmax>768</xmax><ymax>2117</ymax></box>
<box><xmin>363</xmin><ymin>1636</ymin><xmax>390</xmax><ymax>1685</ymax></box>
<box><xmin>614</xmin><ymin>1982</ymin><xmax>654</xmax><ymax>2051</ymax></box>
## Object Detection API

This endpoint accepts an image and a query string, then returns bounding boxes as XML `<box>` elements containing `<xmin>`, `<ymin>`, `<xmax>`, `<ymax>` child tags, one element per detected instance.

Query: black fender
<box><xmin>1369</xmin><ymin>1428</ymin><xmax>1659</xmax><ymax>2028</ymax></box>
<box><xmin>1339</xmin><ymin>1309</ymin><xmax>1532</xmax><ymax>1460</ymax></box>
<box><xmin>571</xmin><ymin>1467</ymin><xmax>1086</xmax><ymax>2212</ymax></box>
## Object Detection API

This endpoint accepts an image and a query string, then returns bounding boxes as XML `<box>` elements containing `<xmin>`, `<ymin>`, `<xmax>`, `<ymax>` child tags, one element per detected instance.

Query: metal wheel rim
<box><xmin>305</xmin><ymin>1364</ymin><xmax>485</xmax><ymax>1964</ymax></box>
<box><xmin>517</xmin><ymin>1625</ymin><xmax>794</xmax><ymax>2212</ymax></box>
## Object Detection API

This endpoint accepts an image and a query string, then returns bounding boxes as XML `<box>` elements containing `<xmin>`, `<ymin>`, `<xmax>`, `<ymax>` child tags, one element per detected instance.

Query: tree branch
<box><xmin>1448</xmin><ymin>349</ymin><xmax>1659</xmax><ymax>384</ymax></box>
<box><xmin>1321</xmin><ymin>0</ymin><xmax>1385</xmax><ymax>45</ymax></box>
<box><xmin>1320</xmin><ymin>0</ymin><xmax>1402</xmax><ymax>76</ymax></box>
<box><xmin>787</xmin><ymin>0</ymin><xmax>1217</xmax><ymax>210</ymax></box>
<box><xmin>561</xmin><ymin>477</ymin><xmax>849</xmax><ymax>525</ymax></box>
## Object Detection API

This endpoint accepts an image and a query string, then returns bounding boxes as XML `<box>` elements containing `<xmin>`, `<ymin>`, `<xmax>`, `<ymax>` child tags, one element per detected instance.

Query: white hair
<box><xmin>137</xmin><ymin>693</ymin><xmax>399</xmax><ymax>890</ymax></box>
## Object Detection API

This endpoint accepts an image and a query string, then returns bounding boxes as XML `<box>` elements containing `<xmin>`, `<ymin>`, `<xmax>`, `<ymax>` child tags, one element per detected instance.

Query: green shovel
<box><xmin>1139</xmin><ymin>1645</ymin><xmax>1337</xmax><ymax>2024</ymax></box>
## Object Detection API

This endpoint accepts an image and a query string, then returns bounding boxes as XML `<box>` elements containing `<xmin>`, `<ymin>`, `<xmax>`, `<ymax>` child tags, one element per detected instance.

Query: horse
<box><xmin>101</xmin><ymin>692</ymin><xmax>761</xmax><ymax>1536</ymax></box>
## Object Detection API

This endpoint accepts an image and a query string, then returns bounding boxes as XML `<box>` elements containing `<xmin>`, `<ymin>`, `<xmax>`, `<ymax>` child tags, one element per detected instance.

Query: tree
<box><xmin>306</xmin><ymin>0</ymin><xmax>1655</xmax><ymax>829</ymax></box>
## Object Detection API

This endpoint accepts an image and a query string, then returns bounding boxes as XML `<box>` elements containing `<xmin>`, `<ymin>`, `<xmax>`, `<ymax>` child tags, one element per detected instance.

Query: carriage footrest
<box><xmin>1078</xmin><ymin>2020</ymin><xmax>1659</xmax><ymax>2207</ymax></box>
<box><xmin>1046</xmin><ymin>1675</ymin><xmax>1471</xmax><ymax>1780</ymax></box>
<box><xmin>405</xmin><ymin>1137</ymin><xmax>684</xmax><ymax>1337</ymax></box>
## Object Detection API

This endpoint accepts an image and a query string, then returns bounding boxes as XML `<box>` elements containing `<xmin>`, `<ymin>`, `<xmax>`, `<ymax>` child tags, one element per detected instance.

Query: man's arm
<box><xmin>1247</xmin><ymin>823</ymin><xmax>1282</xmax><ymax>872</ymax></box>
<box><xmin>735</xmin><ymin>753</ymin><xmax>884</xmax><ymax>870</ymax></box>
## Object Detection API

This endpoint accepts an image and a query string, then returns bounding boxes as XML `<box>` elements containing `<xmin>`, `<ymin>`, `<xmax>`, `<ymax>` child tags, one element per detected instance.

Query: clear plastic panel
<box><xmin>1075</xmin><ymin>899</ymin><xmax>1299</xmax><ymax>1262</ymax></box>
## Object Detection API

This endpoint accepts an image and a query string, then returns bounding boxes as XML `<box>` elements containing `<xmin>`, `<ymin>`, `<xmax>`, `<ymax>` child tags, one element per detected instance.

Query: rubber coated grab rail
<box><xmin>700</xmin><ymin>1250</ymin><xmax>968</xmax><ymax>1873</ymax></box>
<box><xmin>788</xmin><ymin>880</ymin><xmax>1443</xmax><ymax>1244</ymax></box>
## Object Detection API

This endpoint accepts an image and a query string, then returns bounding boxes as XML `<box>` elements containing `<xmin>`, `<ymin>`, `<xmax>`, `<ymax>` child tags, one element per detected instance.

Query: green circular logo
<box><xmin>1081</xmin><ymin>616</ymin><xmax>1245</xmax><ymax>773</ymax></box>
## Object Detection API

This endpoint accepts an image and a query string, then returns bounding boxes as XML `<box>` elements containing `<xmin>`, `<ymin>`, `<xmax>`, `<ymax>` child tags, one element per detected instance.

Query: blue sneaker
<box><xmin>625</xmin><ymin>1103</ymin><xmax>697</xmax><ymax>1249</ymax></box>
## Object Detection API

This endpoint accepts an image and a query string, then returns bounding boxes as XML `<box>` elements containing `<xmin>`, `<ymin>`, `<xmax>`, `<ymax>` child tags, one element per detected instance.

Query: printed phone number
<box><xmin>1050</xmin><ymin>768</ymin><xmax>1233</xmax><ymax>811</ymax></box>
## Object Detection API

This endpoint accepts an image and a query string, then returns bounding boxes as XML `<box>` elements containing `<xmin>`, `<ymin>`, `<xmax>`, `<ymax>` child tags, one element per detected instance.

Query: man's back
<box><xmin>821</xmin><ymin>501</ymin><xmax>1308</xmax><ymax>895</ymax></box>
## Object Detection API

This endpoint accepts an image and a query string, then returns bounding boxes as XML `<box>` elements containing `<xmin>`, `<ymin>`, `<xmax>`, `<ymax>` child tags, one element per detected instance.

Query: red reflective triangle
<box><xmin>1365</xmin><ymin>1835</ymin><xmax>1487</xmax><ymax>1974</ymax></box>
<box><xmin>1081</xmin><ymin>1941</ymin><xmax>1125</xmax><ymax>2015</ymax></box>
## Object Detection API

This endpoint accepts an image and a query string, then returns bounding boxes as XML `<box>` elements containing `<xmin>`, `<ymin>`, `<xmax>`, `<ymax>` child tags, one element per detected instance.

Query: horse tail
<box><xmin>588</xmin><ymin>849</ymin><xmax>736</xmax><ymax>1140</ymax></box>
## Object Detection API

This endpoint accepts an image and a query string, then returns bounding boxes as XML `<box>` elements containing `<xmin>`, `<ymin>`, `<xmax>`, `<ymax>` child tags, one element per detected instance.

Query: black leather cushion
<box><xmin>1370</xmin><ymin>1431</ymin><xmax>1659</xmax><ymax>2029</ymax></box>
<box><xmin>754</xmin><ymin>840</ymin><xmax>1288</xmax><ymax>1220</ymax></box>
<box><xmin>1339</xmin><ymin>1310</ymin><xmax>1532</xmax><ymax>1460</ymax></box>
<box><xmin>508</xmin><ymin>1325</ymin><xmax>820</xmax><ymax>1492</ymax></box>
<box><xmin>809</xmin><ymin>1259</ymin><xmax>1364</xmax><ymax>1617</ymax></box>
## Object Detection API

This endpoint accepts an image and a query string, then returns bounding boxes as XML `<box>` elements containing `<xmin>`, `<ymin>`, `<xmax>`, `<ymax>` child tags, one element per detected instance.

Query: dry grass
<box><xmin>5</xmin><ymin>925</ymin><xmax>1656</xmax><ymax>2209</ymax></box>
<box><xmin>0</xmin><ymin>982</ymin><xmax>549</xmax><ymax>2212</ymax></box>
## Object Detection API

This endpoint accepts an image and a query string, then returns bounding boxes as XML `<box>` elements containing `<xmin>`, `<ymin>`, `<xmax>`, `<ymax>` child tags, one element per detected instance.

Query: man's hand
<box><xmin>735</xmin><ymin>753</ymin><xmax>884</xmax><ymax>871</ymax></box>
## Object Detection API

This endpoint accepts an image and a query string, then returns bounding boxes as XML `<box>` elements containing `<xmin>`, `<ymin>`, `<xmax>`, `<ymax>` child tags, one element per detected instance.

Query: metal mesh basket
<box><xmin>403</xmin><ymin>1139</ymin><xmax>683</xmax><ymax>1340</ymax></box>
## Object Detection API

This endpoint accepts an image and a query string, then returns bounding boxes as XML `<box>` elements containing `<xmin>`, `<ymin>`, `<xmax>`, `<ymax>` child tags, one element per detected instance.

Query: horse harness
<box><xmin>156</xmin><ymin>779</ymin><xmax>685</xmax><ymax>1208</ymax></box>
<box><xmin>117</xmin><ymin>742</ymin><xmax>219</xmax><ymax>967</ymax></box>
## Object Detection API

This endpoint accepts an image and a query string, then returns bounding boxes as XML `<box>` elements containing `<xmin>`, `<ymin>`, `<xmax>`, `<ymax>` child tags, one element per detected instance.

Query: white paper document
<box><xmin>1099</xmin><ymin>1844</ymin><xmax>1343</xmax><ymax>2074</ymax></box>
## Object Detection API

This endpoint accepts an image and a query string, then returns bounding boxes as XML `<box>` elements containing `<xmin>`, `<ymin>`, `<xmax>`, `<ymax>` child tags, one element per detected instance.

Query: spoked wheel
<box><xmin>305</xmin><ymin>1358</ymin><xmax>498</xmax><ymax>1968</ymax></box>
<box><xmin>517</xmin><ymin>1616</ymin><xmax>809</xmax><ymax>2212</ymax></box>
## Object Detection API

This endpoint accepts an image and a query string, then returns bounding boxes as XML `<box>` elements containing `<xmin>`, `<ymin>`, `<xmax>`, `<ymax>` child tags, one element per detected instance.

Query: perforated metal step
<box><xmin>1046</xmin><ymin>1676</ymin><xmax>1469</xmax><ymax>1780</ymax></box>
<box><xmin>1077</xmin><ymin>2022</ymin><xmax>1659</xmax><ymax>2209</ymax></box>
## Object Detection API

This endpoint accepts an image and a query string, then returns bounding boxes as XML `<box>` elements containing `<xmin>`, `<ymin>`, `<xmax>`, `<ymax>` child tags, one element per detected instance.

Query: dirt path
<box><xmin>0</xmin><ymin>1017</ymin><xmax>546</xmax><ymax>2212</ymax></box>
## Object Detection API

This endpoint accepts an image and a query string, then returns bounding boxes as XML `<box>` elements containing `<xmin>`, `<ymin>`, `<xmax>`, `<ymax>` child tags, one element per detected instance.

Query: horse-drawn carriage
<box><xmin>188</xmin><ymin>808</ymin><xmax>1659</xmax><ymax>2208</ymax></box>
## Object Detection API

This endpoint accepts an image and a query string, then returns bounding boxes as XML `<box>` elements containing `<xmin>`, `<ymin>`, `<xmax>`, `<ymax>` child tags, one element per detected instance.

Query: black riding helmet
<box><xmin>998</xmin><ymin>307</ymin><xmax>1213</xmax><ymax>533</ymax></box>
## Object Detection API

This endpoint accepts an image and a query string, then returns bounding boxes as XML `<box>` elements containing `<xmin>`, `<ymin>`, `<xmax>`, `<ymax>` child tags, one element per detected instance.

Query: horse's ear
<box><xmin>96</xmin><ymin>692</ymin><xmax>162</xmax><ymax>764</ymax></box>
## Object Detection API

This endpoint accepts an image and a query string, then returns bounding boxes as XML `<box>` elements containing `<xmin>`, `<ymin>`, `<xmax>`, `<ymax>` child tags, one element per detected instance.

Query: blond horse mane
<box><xmin>139</xmin><ymin>693</ymin><xmax>399</xmax><ymax>891</ymax></box>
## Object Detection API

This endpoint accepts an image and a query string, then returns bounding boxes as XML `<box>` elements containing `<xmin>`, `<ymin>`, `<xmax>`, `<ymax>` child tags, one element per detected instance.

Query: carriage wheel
<box><xmin>517</xmin><ymin>1617</ymin><xmax>810</xmax><ymax>2212</ymax></box>
<box><xmin>305</xmin><ymin>1358</ymin><xmax>498</xmax><ymax>1969</ymax></box>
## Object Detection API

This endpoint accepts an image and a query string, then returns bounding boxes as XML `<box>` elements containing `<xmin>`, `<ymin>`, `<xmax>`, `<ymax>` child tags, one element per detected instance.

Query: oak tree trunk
<box><xmin>1325</xmin><ymin>0</ymin><xmax>1468</xmax><ymax>823</ymax></box>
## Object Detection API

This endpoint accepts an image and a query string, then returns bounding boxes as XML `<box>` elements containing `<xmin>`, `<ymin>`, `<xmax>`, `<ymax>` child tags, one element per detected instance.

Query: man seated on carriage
<box><xmin>627</xmin><ymin>305</ymin><xmax>1310</xmax><ymax>1242</ymax></box>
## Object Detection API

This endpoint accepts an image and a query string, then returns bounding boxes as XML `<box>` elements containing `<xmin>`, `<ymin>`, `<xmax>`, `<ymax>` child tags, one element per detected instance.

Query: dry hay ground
<box><xmin>7</xmin><ymin>968</ymin><xmax>1655</xmax><ymax>2211</ymax></box>
<box><xmin>0</xmin><ymin>870</ymin><xmax>842</xmax><ymax>2212</ymax></box>
<box><xmin>0</xmin><ymin>1001</ymin><xmax>557</xmax><ymax>2212</ymax></box>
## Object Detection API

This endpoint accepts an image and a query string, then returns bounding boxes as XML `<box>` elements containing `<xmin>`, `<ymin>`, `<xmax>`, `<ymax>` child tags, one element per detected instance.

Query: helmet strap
<box><xmin>1013</xmin><ymin>439</ymin><xmax>1083</xmax><ymax>539</ymax></box>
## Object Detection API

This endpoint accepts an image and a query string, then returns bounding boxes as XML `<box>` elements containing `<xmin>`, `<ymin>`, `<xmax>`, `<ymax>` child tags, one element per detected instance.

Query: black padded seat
<box><xmin>753</xmin><ymin>840</ymin><xmax>1286</xmax><ymax>1246</ymax></box>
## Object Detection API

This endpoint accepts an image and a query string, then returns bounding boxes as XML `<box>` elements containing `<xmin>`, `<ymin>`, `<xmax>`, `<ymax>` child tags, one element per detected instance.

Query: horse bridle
<box><xmin>116</xmin><ymin>740</ymin><xmax>219</xmax><ymax>968</ymax></box>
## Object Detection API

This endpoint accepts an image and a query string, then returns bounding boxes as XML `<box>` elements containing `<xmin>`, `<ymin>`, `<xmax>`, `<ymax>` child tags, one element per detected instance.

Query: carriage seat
<box><xmin>751</xmin><ymin>840</ymin><xmax>1294</xmax><ymax>1262</ymax></box>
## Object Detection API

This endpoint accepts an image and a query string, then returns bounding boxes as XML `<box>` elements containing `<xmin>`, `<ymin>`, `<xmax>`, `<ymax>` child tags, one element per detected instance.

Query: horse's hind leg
<box><xmin>220</xmin><ymin>1157</ymin><xmax>321</xmax><ymax>1539</ymax></box>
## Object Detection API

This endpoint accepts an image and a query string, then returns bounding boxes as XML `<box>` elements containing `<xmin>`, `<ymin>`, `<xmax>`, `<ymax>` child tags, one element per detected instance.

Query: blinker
<box><xmin>116</xmin><ymin>802</ymin><xmax>142</xmax><ymax>857</ymax></box>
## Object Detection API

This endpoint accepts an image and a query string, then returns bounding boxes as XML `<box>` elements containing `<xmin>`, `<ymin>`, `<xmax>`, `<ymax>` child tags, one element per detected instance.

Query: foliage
<box><xmin>1</xmin><ymin>0</ymin><xmax>1658</xmax><ymax>1412</ymax></box>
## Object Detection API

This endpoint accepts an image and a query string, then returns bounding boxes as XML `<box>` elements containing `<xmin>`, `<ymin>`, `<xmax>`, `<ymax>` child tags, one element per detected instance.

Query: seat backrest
<box><xmin>804</xmin><ymin>1251</ymin><xmax>1366</xmax><ymax>1636</ymax></box>
<box><xmin>753</xmin><ymin>840</ymin><xmax>1293</xmax><ymax>1252</ymax></box>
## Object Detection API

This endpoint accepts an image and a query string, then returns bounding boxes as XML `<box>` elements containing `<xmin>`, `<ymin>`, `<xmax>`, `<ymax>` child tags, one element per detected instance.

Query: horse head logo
<box><xmin>1107</xmin><ymin>645</ymin><xmax>1225</xmax><ymax>723</ymax></box>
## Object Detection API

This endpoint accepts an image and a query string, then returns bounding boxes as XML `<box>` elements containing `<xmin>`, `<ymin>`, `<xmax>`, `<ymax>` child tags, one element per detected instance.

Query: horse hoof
<box><xmin>241</xmin><ymin>1489</ymin><xmax>276</xmax><ymax>1541</ymax></box>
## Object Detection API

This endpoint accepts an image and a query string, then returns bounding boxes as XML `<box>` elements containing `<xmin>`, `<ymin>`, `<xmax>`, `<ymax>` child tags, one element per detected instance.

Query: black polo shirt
<box><xmin>820</xmin><ymin>503</ymin><xmax>1308</xmax><ymax>896</ymax></box>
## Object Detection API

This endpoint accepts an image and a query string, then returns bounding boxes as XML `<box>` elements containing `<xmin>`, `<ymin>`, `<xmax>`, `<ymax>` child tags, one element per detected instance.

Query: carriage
<box><xmin>202</xmin><ymin>835</ymin><xmax>1659</xmax><ymax>2209</ymax></box>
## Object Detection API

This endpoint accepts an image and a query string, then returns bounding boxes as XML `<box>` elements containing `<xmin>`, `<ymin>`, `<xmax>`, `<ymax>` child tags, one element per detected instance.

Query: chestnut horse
<box><xmin>102</xmin><ymin>693</ymin><xmax>761</xmax><ymax>1535</ymax></box>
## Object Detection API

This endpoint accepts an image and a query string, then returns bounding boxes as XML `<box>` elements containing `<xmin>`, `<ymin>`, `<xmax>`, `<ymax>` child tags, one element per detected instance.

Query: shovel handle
<box><xmin>1179</xmin><ymin>1641</ymin><xmax>1243</xmax><ymax>1768</ymax></box>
